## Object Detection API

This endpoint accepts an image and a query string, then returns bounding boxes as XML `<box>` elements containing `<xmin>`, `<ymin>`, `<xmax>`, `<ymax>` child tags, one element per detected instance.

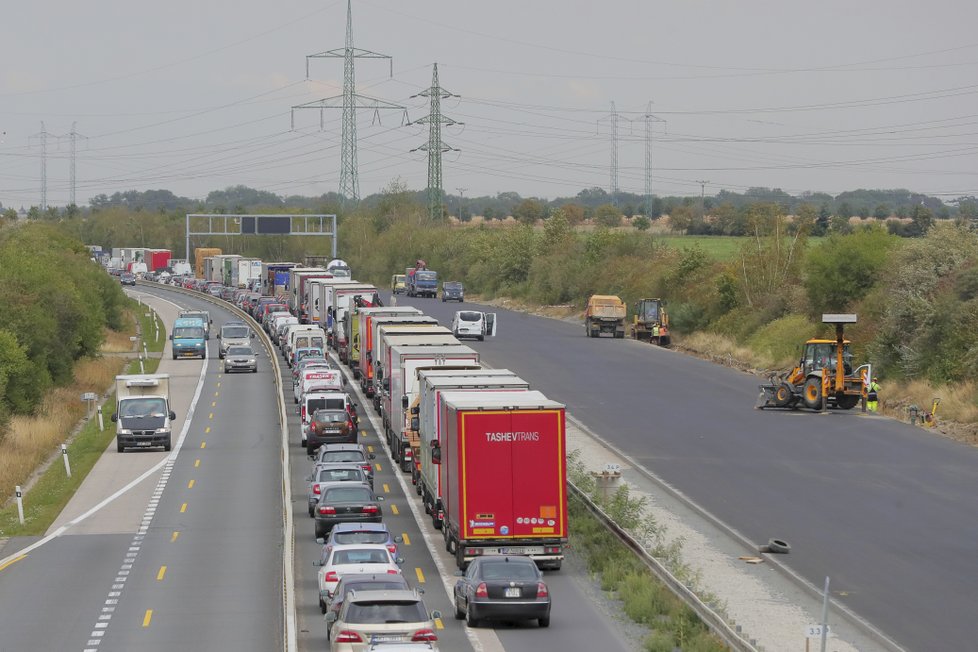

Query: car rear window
<box><xmin>324</xmin><ymin>486</ymin><xmax>372</xmax><ymax>502</ymax></box>
<box><xmin>332</xmin><ymin>549</ymin><xmax>390</xmax><ymax>565</ymax></box>
<box><xmin>222</xmin><ymin>327</ymin><xmax>249</xmax><ymax>338</ymax></box>
<box><xmin>321</xmin><ymin>452</ymin><xmax>365</xmax><ymax>464</ymax></box>
<box><xmin>459</xmin><ymin>311</ymin><xmax>482</xmax><ymax>322</ymax></box>
<box><xmin>345</xmin><ymin>601</ymin><xmax>426</xmax><ymax>624</ymax></box>
<box><xmin>341</xmin><ymin>579</ymin><xmax>406</xmax><ymax>597</ymax></box>
<box><xmin>480</xmin><ymin>561</ymin><xmax>539</xmax><ymax>580</ymax></box>
<box><xmin>334</xmin><ymin>531</ymin><xmax>387</xmax><ymax>545</ymax></box>
<box><xmin>317</xmin><ymin>468</ymin><xmax>363</xmax><ymax>482</ymax></box>
<box><xmin>313</xmin><ymin>410</ymin><xmax>347</xmax><ymax>423</ymax></box>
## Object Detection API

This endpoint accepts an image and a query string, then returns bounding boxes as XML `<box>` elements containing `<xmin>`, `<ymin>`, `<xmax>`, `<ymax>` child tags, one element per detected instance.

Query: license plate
<box><xmin>137</xmin><ymin>442</ymin><xmax>151</xmax><ymax>447</ymax></box>
<box><xmin>499</xmin><ymin>546</ymin><xmax>544</xmax><ymax>555</ymax></box>
<box><xmin>370</xmin><ymin>635</ymin><xmax>403</xmax><ymax>642</ymax></box>
<box><xmin>504</xmin><ymin>587</ymin><xmax>521</xmax><ymax>598</ymax></box>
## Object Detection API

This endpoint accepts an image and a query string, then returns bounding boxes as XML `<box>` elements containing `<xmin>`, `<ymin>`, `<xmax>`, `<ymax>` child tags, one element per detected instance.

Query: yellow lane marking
<box><xmin>180</xmin><ymin>503</ymin><xmax>187</xmax><ymax>513</ymax></box>
<box><xmin>194</xmin><ymin>459</ymin><xmax>200</xmax><ymax>468</ymax></box>
<box><xmin>434</xmin><ymin>617</ymin><xmax>444</xmax><ymax>630</ymax></box>
<box><xmin>211</xmin><ymin>402</ymin><xmax>216</xmax><ymax>408</ymax></box>
<box><xmin>205</xmin><ymin>427</ymin><xmax>210</xmax><ymax>434</ymax></box>
<box><xmin>214</xmin><ymin>391</ymin><xmax>219</xmax><ymax>397</ymax></box>
<box><xmin>367</xmin><ymin>445</ymin><xmax>374</xmax><ymax>453</ymax></box>
<box><xmin>361</xmin><ymin>430</ymin><xmax>368</xmax><ymax>438</ymax></box>
<box><xmin>216</xmin><ymin>382</ymin><xmax>221</xmax><ymax>387</ymax></box>
<box><xmin>187</xmin><ymin>480</ymin><xmax>195</xmax><ymax>489</ymax></box>
<box><xmin>415</xmin><ymin>567</ymin><xmax>425</xmax><ymax>583</ymax></box>
<box><xmin>208</xmin><ymin>413</ymin><xmax>213</xmax><ymax>420</ymax></box>
<box><xmin>375</xmin><ymin>463</ymin><xmax>382</xmax><ymax>472</ymax></box>
<box><xmin>390</xmin><ymin>504</ymin><xmax>399</xmax><ymax>515</ymax></box>
<box><xmin>382</xmin><ymin>483</ymin><xmax>390</xmax><ymax>493</ymax></box>
<box><xmin>142</xmin><ymin>610</ymin><xmax>153</xmax><ymax>627</ymax></box>
<box><xmin>402</xmin><ymin>533</ymin><xmax>411</xmax><ymax>546</ymax></box>
<box><xmin>171</xmin><ymin>531</ymin><xmax>179</xmax><ymax>543</ymax></box>
<box><xmin>200</xmin><ymin>442</ymin><xmax>206</xmax><ymax>449</ymax></box>
<box><xmin>0</xmin><ymin>555</ymin><xmax>26</xmax><ymax>572</ymax></box>
<box><xmin>156</xmin><ymin>566</ymin><xmax>166</xmax><ymax>581</ymax></box>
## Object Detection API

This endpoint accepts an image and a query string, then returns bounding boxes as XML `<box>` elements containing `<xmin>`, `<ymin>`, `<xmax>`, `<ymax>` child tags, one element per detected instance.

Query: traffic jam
<box><xmin>169</xmin><ymin>255</ymin><xmax>565</xmax><ymax>650</ymax></box>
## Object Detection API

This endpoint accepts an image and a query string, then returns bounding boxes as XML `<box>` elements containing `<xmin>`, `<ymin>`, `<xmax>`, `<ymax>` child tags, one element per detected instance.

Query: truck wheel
<box><xmin>774</xmin><ymin>383</ymin><xmax>794</xmax><ymax>408</ymax></box>
<box><xmin>455</xmin><ymin>545</ymin><xmax>466</xmax><ymax>570</ymax></box>
<box><xmin>803</xmin><ymin>377</ymin><xmax>822</xmax><ymax>410</ymax></box>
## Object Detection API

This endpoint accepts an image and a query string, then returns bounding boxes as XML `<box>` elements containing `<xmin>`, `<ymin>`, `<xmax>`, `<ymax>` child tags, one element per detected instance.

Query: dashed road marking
<box><xmin>188</xmin><ymin>479</ymin><xmax>195</xmax><ymax>489</ymax></box>
<box><xmin>156</xmin><ymin>566</ymin><xmax>166</xmax><ymax>581</ymax></box>
<box><xmin>180</xmin><ymin>503</ymin><xmax>188</xmax><ymax>513</ymax></box>
<box><xmin>434</xmin><ymin>617</ymin><xmax>444</xmax><ymax>630</ymax></box>
<box><xmin>200</xmin><ymin>442</ymin><xmax>206</xmax><ymax>449</ymax></box>
<box><xmin>383</xmin><ymin>483</ymin><xmax>390</xmax><ymax>493</ymax></box>
<box><xmin>402</xmin><ymin>533</ymin><xmax>411</xmax><ymax>546</ymax></box>
<box><xmin>415</xmin><ymin>567</ymin><xmax>426</xmax><ymax>583</ymax></box>
<box><xmin>142</xmin><ymin>610</ymin><xmax>153</xmax><ymax>627</ymax></box>
<box><xmin>391</xmin><ymin>504</ymin><xmax>399</xmax><ymax>515</ymax></box>
<box><xmin>171</xmin><ymin>531</ymin><xmax>179</xmax><ymax>542</ymax></box>
<box><xmin>194</xmin><ymin>459</ymin><xmax>200</xmax><ymax>468</ymax></box>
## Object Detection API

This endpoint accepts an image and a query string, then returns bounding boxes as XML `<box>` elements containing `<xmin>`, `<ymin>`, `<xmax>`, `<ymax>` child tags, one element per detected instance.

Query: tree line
<box><xmin>0</xmin><ymin>223</ymin><xmax>127</xmax><ymax>426</ymax></box>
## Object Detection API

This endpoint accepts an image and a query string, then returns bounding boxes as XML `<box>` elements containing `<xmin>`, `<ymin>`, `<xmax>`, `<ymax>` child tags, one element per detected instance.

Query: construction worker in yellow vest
<box><xmin>867</xmin><ymin>377</ymin><xmax>881</xmax><ymax>412</ymax></box>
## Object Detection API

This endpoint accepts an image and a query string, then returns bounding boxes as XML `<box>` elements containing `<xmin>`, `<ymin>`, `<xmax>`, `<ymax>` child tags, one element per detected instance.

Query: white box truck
<box><xmin>111</xmin><ymin>374</ymin><xmax>176</xmax><ymax>452</ymax></box>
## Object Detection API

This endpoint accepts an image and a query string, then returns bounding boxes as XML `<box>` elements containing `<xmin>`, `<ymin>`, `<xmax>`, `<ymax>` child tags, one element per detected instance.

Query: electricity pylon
<box><xmin>411</xmin><ymin>63</ymin><xmax>461</xmax><ymax>221</ymax></box>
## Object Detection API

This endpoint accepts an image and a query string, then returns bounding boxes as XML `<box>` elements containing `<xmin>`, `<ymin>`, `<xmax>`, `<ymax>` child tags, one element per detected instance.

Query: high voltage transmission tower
<box><xmin>598</xmin><ymin>102</ymin><xmax>620</xmax><ymax>206</ymax></box>
<box><xmin>411</xmin><ymin>63</ymin><xmax>461</xmax><ymax>221</ymax></box>
<box><xmin>292</xmin><ymin>0</ymin><xmax>405</xmax><ymax>204</ymax></box>
<box><xmin>66</xmin><ymin>122</ymin><xmax>87</xmax><ymax>207</ymax></box>
<box><xmin>29</xmin><ymin>122</ymin><xmax>50</xmax><ymax>211</ymax></box>
<box><xmin>643</xmin><ymin>102</ymin><xmax>665</xmax><ymax>218</ymax></box>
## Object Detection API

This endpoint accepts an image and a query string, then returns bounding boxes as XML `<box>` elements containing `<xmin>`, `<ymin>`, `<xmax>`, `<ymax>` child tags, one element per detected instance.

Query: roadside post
<box><xmin>138</xmin><ymin>355</ymin><xmax>145</xmax><ymax>374</ymax></box>
<box><xmin>129</xmin><ymin>335</ymin><xmax>138</xmax><ymax>353</ymax></box>
<box><xmin>15</xmin><ymin>486</ymin><xmax>24</xmax><ymax>524</ymax></box>
<box><xmin>97</xmin><ymin>405</ymin><xmax>104</xmax><ymax>431</ymax></box>
<box><xmin>61</xmin><ymin>444</ymin><xmax>72</xmax><ymax>478</ymax></box>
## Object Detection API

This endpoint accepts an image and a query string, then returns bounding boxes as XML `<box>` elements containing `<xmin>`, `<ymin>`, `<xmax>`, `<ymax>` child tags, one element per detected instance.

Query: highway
<box><xmin>0</xmin><ymin>290</ymin><xmax>283</xmax><ymax>651</ymax></box>
<box><xmin>391</xmin><ymin>293</ymin><xmax>978</xmax><ymax>652</ymax></box>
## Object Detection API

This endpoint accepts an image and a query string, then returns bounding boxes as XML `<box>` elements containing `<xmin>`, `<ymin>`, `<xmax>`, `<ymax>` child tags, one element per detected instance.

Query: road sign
<box><xmin>81</xmin><ymin>392</ymin><xmax>97</xmax><ymax>402</ymax></box>
<box><xmin>604</xmin><ymin>463</ymin><xmax>622</xmax><ymax>473</ymax></box>
<box><xmin>805</xmin><ymin>624</ymin><xmax>829</xmax><ymax>637</ymax></box>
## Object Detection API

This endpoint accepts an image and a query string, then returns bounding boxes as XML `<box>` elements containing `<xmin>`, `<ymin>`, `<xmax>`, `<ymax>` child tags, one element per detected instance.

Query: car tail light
<box><xmin>404</xmin><ymin>448</ymin><xmax>413</xmax><ymax>459</ymax></box>
<box><xmin>301</xmin><ymin>405</ymin><xmax>306</xmax><ymax>421</ymax></box>
<box><xmin>543</xmin><ymin>546</ymin><xmax>561</xmax><ymax>554</ymax></box>
<box><xmin>475</xmin><ymin>582</ymin><xmax>488</xmax><ymax>598</ymax></box>
<box><xmin>334</xmin><ymin>630</ymin><xmax>363</xmax><ymax>643</ymax></box>
<box><xmin>437</xmin><ymin>510</ymin><xmax>444</xmax><ymax>522</ymax></box>
<box><xmin>361</xmin><ymin>464</ymin><xmax>372</xmax><ymax>472</ymax></box>
<box><xmin>313</xmin><ymin>485</ymin><xmax>321</xmax><ymax>495</ymax></box>
<box><xmin>362</xmin><ymin>505</ymin><xmax>379</xmax><ymax>515</ymax></box>
<box><xmin>386</xmin><ymin>544</ymin><xmax>397</xmax><ymax>555</ymax></box>
<box><xmin>536</xmin><ymin>582</ymin><xmax>549</xmax><ymax>598</ymax></box>
<box><xmin>324</xmin><ymin>571</ymin><xmax>338</xmax><ymax>582</ymax></box>
<box><xmin>412</xmin><ymin>629</ymin><xmax>438</xmax><ymax>642</ymax></box>
<box><xmin>464</xmin><ymin>547</ymin><xmax>483</xmax><ymax>557</ymax></box>
<box><xmin>319</xmin><ymin>506</ymin><xmax>336</xmax><ymax>515</ymax></box>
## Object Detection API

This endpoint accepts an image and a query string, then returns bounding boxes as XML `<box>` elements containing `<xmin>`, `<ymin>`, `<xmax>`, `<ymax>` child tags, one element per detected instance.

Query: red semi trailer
<box><xmin>435</xmin><ymin>390</ymin><xmax>567</xmax><ymax>570</ymax></box>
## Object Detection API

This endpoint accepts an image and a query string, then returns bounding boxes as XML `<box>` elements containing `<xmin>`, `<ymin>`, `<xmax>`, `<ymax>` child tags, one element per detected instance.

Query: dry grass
<box><xmin>678</xmin><ymin>331</ymin><xmax>779</xmax><ymax>371</ymax></box>
<box><xmin>101</xmin><ymin>310</ymin><xmax>137</xmax><ymax>353</ymax></box>
<box><xmin>0</xmin><ymin>356</ymin><xmax>125</xmax><ymax>501</ymax></box>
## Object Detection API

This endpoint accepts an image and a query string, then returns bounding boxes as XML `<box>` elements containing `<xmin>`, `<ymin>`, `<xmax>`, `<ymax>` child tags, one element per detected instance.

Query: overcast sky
<box><xmin>2</xmin><ymin>0</ymin><xmax>978</xmax><ymax>207</ymax></box>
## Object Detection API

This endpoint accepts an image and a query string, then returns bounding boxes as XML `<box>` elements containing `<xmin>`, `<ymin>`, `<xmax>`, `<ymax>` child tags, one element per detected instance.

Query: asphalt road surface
<box><xmin>392</xmin><ymin>291</ymin><xmax>978</xmax><ymax>652</ymax></box>
<box><xmin>0</xmin><ymin>289</ymin><xmax>283</xmax><ymax>652</ymax></box>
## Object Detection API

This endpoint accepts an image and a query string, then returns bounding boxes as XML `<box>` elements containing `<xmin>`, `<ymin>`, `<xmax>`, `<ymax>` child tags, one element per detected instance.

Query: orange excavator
<box><xmin>758</xmin><ymin>314</ymin><xmax>870</xmax><ymax>411</ymax></box>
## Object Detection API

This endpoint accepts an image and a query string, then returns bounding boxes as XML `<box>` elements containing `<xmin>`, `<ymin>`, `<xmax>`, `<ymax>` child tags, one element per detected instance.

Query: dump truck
<box><xmin>436</xmin><ymin>390</ymin><xmax>567</xmax><ymax>570</ymax></box>
<box><xmin>758</xmin><ymin>314</ymin><xmax>870</xmax><ymax>411</ymax></box>
<box><xmin>630</xmin><ymin>298</ymin><xmax>670</xmax><ymax>346</ymax></box>
<box><xmin>584</xmin><ymin>295</ymin><xmax>626</xmax><ymax>338</ymax></box>
<box><xmin>111</xmin><ymin>374</ymin><xmax>176</xmax><ymax>452</ymax></box>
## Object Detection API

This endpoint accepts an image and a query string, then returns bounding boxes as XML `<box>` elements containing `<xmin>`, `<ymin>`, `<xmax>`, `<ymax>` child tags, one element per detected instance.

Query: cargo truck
<box><xmin>436</xmin><ymin>390</ymin><xmax>567</xmax><ymax>570</ymax></box>
<box><xmin>360</xmin><ymin>315</ymin><xmax>437</xmax><ymax>398</ymax></box>
<box><xmin>353</xmin><ymin>308</ymin><xmax>423</xmax><ymax>380</ymax></box>
<box><xmin>231</xmin><ymin>257</ymin><xmax>262</xmax><ymax>289</ymax></box>
<box><xmin>377</xmin><ymin>334</ymin><xmax>462</xmax><ymax>437</ymax></box>
<box><xmin>339</xmin><ymin>298</ymin><xmax>386</xmax><ymax>367</ymax></box>
<box><xmin>259</xmin><ymin>262</ymin><xmax>297</xmax><ymax>297</ymax></box>
<box><xmin>288</xmin><ymin>268</ymin><xmax>332</xmax><ymax>322</ymax></box>
<box><xmin>384</xmin><ymin>343</ymin><xmax>478</xmax><ymax>470</ymax></box>
<box><xmin>406</xmin><ymin>267</ymin><xmax>438</xmax><ymax>298</ymax></box>
<box><xmin>374</xmin><ymin>325</ymin><xmax>453</xmax><ymax>409</ymax></box>
<box><xmin>330</xmin><ymin>284</ymin><xmax>380</xmax><ymax>355</ymax></box>
<box><xmin>415</xmin><ymin>370</ymin><xmax>528</xmax><ymax>528</ymax></box>
<box><xmin>146</xmin><ymin>249</ymin><xmax>172</xmax><ymax>273</ymax></box>
<box><xmin>309</xmin><ymin>278</ymin><xmax>357</xmax><ymax>329</ymax></box>
<box><xmin>194</xmin><ymin>247</ymin><xmax>222</xmax><ymax>278</ymax></box>
<box><xmin>111</xmin><ymin>374</ymin><xmax>177</xmax><ymax>452</ymax></box>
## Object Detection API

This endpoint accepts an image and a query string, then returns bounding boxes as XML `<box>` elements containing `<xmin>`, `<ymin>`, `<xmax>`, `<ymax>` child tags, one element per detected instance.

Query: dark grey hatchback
<box><xmin>441</xmin><ymin>281</ymin><xmax>464</xmax><ymax>302</ymax></box>
<box><xmin>313</xmin><ymin>484</ymin><xmax>384</xmax><ymax>539</ymax></box>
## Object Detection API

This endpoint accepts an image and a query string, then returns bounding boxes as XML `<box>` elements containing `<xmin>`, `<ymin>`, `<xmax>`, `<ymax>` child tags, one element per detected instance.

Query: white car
<box><xmin>314</xmin><ymin>543</ymin><xmax>403</xmax><ymax>612</ymax></box>
<box><xmin>451</xmin><ymin>310</ymin><xmax>487</xmax><ymax>341</ymax></box>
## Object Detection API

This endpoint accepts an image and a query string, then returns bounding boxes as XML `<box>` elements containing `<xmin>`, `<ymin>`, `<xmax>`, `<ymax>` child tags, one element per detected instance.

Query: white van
<box><xmin>451</xmin><ymin>310</ymin><xmax>497</xmax><ymax>341</ymax></box>
<box><xmin>283</xmin><ymin>325</ymin><xmax>325</xmax><ymax>362</ymax></box>
<box><xmin>299</xmin><ymin>390</ymin><xmax>353</xmax><ymax>445</ymax></box>
<box><xmin>217</xmin><ymin>322</ymin><xmax>254</xmax><ymax>358</ymax></box>
<box><xmin>294</xmin><ymin>368</ymin><xmax>344</xmax><ymax>404</ymax></box>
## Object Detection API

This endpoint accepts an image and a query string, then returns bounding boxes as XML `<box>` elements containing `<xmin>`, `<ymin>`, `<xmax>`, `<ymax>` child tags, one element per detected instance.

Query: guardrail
<box><xmin>134</xmin><ymin>281</ymin><xmax>297</xmax><ymax>652</ymax></box>
<box><xmin>568</xmin><ymin>481</ymin><xmax>758</xmax><ymax>652</ymax></box>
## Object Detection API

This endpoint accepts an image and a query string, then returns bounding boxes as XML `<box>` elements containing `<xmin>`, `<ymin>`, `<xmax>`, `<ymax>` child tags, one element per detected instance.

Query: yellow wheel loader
<box><xmin>630</xmin><ymin>298</ymin><xmax>670</xmax><ymax>346</ymax></box>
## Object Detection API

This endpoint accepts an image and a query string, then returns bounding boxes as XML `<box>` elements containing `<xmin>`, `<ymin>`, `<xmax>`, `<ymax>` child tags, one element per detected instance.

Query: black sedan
<box><xmin>453</xmin><ymin>555</ymin><xmax>551</xmax><ymax>627</ymax></box>
<box><xmin>313</xmin><ymin>484</ymin><xmax>384</xmax><ymax>539</ymax></box>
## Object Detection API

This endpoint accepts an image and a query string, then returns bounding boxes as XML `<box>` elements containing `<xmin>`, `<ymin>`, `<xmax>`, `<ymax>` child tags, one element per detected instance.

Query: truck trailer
<box><xmin>437</xmin><ymin>390</ymin><xmax>567</xmax><ymax>570</ymax></box>
<box><xmin>353</xmin><ymin>308</ymin><xmax>423</xmax><ymax>380</ymax></box>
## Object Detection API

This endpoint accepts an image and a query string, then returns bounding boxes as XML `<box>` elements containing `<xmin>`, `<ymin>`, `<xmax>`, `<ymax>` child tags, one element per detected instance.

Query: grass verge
<box><xmin>0</xmin><ymin>306</ymin><xmax>165</xmax><ymax>539</ymax></box>
<box><xmin>567</xmin><ymin>451</ymin><xmax>726</xmax><ymax>652</ymax></box>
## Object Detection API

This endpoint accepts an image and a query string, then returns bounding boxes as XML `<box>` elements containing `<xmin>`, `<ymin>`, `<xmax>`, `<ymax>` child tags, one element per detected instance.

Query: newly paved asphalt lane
<box><xmin>393</xmin><ymin>292</ymin><xmax>978</xmax><ymax>652</ymax></box>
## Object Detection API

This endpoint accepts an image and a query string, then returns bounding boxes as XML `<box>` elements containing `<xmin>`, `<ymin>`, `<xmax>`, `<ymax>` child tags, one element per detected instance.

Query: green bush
<box><xmin>747</xmin><ymin>314</ymin><xmax>816</xmax><ymax>367</ymax></box>
<box><xmin>803</xmin><ymin>225</ymin><xmax>897</xmax><ymax>314</ymax></box>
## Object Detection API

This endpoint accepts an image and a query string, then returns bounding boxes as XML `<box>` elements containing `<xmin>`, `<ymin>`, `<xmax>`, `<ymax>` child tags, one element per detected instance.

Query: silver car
<box><xmin>223</xmin><ymin>345</ymin><xmax>258</xmax><ymax>373</ymax></box>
